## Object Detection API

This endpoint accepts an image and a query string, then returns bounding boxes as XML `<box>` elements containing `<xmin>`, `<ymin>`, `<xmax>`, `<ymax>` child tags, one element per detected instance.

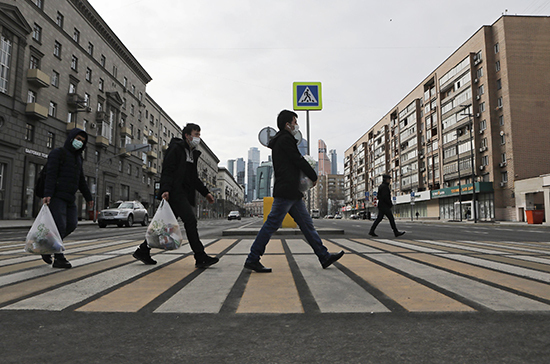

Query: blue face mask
<box><xmin>72</xmin><ymin>139</ymin><xmax>84</xmax><ymax>150</ymax></box>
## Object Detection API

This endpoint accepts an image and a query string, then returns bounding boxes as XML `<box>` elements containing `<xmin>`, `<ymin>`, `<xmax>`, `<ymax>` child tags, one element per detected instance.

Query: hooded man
<box><xmin>244</xmin><ymin>110</ymin><xmax>344</xmax><ymax>273</ymax></box>
<box><xmin>42</xmin><ymin>128</ymin><xmax>94</xmax><ymax>268</ymax></box>
<box><xmin>133</xmin><ymin>123</ymin><xmax>219</xmax><ymax>269</ymax></box>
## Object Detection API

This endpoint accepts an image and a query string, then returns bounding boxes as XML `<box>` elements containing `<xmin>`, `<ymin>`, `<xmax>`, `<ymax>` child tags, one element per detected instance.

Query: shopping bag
<box><xmin>24</xmin><ymin>204</ymin><xmax>65</xmax><ymax>255</ymax></box>
<box><xmin>298</xmin><ymin>171</ymin><xmax>314</xmax><ymax>192</ymax></box>
<box><xmin>145</xmin><ymin>199</ymin><xmax>183</xmax><ymax>250</ymax></box>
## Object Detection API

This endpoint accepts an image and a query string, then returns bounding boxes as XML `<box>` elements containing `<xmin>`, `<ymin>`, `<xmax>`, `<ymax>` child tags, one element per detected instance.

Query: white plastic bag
<box><xmin>298</xmin><ymin>155</ymin><xmax>317</xmax><ymax>192</ymax></box>
<box><xmin>24</xmin><ymin>204</ymin><xmax>65</xmax><ymax>255</ymax></box>
<box><xmin>145</xmin><ymin>199</ymin><xmax>183</xmax><ymax>250</ymax></box>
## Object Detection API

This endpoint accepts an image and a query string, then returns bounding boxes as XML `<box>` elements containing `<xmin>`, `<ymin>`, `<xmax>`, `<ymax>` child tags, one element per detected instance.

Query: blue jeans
<box><xmin>246</xmin><ymin>198</ymin><xmax>330</xmax><ymax>263</ymax></box>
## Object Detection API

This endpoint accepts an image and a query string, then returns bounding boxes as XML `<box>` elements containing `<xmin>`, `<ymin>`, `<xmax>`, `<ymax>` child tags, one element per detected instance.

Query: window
<box><xmin>51</xmin><ymin>71</ymin><xmax>59</xmax><ymax>87</ymax></box>
<box><xmin>502</xmin><ymin>171</ymin><xmax>508</xmax><ymax>183</ymax></box>
<box><xmin>131</xmin><ymin>104</ymin><xmax>134</xmax><ymax>115</ymax></box>
<box><xmin>32</xmin><ymin>24</ymin><xmax>42</xmax><ymax>42</ymax></box>
<box><xmin>87</xmin><ymin>42</ymin><xmax>94</xmax><ymax>56</ymax></box>
<box><xmin>29</xmin><ymin>55</ymin><xmax>40</xmax><ymax>69</ymax></box>
<box><xmin>479</xmin><ymin>102</ymin><xmax>485</xmax><ymax>113</ymax></box>
<box><xmin>25</xmin><ymin>123</ymin><xmax>34</xmax><ymax>142</ymax></box>
<box><xmin>27</xmin><ymin>90</ymin><xmax>36</xmax><ymax>103</ymax></box>
<box><xmin>123</xmin><ymin>77</ymin><xmax>127</xmax><ymax>88</ymax></box>
<box><xmin>69</xmin><ymin>82</ymin><xmax>77</xmax><ymax>94</ymax></box>
<box><xmin>496</xmin><ymin>61</ymin><xmax>501</xmax><ymax>72</ymax></box>
<box><xmin>112</xmin><ymin>65</ymin><xmax>117</xmax><ymax>78</ymax></box>
<box><xmin>98</xmin><ymin>78</ymin><xmax>104</xmax><ymax>91</ymax></box>
<box><xmin>122</xmin><ymin>97</ymin><xmax>126</xmax><ymax>109</ymax></box>
<box><xmin>499</xmin><ymin>115</ymin><xmax>504</xmax><ymax>126</ymax></box>
<box><xmin>479</xmin><ymin>119</ymin><xmax>487</xmax><ymax>131</ymax></box>
<box><xmin>32</xmin><ymin>0</ymin><xmax>43</xmax><ymax>9</ymax></box>
<box><xmin>0</xmin><ymin>36</ymin><xmax>11</xmax><ymax>93</ymax></box>
<box><xmin>494</xmin><ymin>43</ymin><xmax>500</xmax><ymax>53</ymax></box>
<box><xmin>85</xmin><ymin>67</ymin><xmax>92</xmax><ymax>82</ymax></box>
<box><xmin>482</xmin><ymin>155</ymin><xmax>489</xmax><ymax>166</ymax></box>
<box><xmin>71</xmin><ymin>55</ymin><xmax>78</xmax><ymax>71</ymax></box>
<box><xmin>73</xmin><ymin>28</ymin><xmax>80</xmax><ymax>43</ymax></box>
<box><xmin>48</xmin><ymin>101</ymin><xmax>57</xmax><ymax>117</ymax></box>
<box><xmin>131</xmin><ymin>85</ymin><xmax>135</xmax><ymax>94</ymax></box>
<box><xmin>54</xmin><ymin>41</ymin><xmax>61</xmax><ymax>58</ymax></box>
<box><xmin>100</xmin><ymin>55</ymin><xmax>106</xmax><ymax>67</ymax></box>
<box><xmin>476</xmin><ymin>68</ymin><xmax>483</xmax><ymax>79</ymax></box>
<box><xmin>496</xmin><ymin>79</ymin><xmax>502</xmax><ymax>90</ymax></box>
<box><xmin>477</xmin><ymin>84</ymin><xmax>484</xmax><ymax>96</ymax></box>
<box><xmin>47</xmin><ymin>132</ymin><xmax>55</xmax><ymax>149</ymax></box>
<box><xmin>497</xmin><ymin>97</ymin><xmax>503</xmax><ymax>108</ymax></box>
<box><xmin>501</xmin><ymin>153</ymin><xmax>506</xmax><ymax>163</ymax></box>
<box><xmin>500</xmin><ymin>134</ymin><xmax>506</xmax><ymax>145</ymax></box>
<box><xmin>119</xmin><ymin>160</ymin><xmax>123</xmax><ymax>172</ymax></box>
<box><xmin>56</xmin><ymin>12</ymin><xmax>64</xmax><ymax>28</ymax></box>
<box><xmin>139</xmin><ymin>92</ymin><xmax>143</xmax><ymax>102</ymax></box>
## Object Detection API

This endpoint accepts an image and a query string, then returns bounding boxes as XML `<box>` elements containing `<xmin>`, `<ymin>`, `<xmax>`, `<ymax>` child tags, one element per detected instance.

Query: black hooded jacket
<box><xmin>44</xmin><ymin>128</ymin><xmax>93</xmax><ymax>203</ymax></box>
<box><xmin>377</xmin><ymin>181</ymin><xmax>393</xmax><ymax>209</ymax></box>
<box><xmin>269</xmin><ymin>129</ymin><xmax>317</xmax><ymax>200</ymax></box>
<box><xmin>159</xmin><ymin>138</ymin><xmax>209</xmax><ymax>206</ymax></box>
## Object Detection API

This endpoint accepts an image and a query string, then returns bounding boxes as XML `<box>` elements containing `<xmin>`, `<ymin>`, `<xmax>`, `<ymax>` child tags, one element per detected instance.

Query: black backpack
<box><xmin>34</xmin><ymin>148</ymin><xmax>67</xmax><ymax>199</ymax></box>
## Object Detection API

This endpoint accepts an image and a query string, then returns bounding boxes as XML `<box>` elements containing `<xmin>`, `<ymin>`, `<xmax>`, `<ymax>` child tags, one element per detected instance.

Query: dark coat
<box><xmin>159</xmin><ymin>138</ymin><xmax>209</xmax><ymax>206</ymax></box>
<box><xmin>269</xmin><ymin>129</ymin><xmax>317</xmax><ymax>200</ymax></box>
<box><xmin>44</xmin><ymin>128</ymin><xmax>93</xmax><ymax>203</ymax></box>
<box><xmin>377</xmin><ymin>181</ymin><xmax>393</xmax><ymax>209</ymax></box>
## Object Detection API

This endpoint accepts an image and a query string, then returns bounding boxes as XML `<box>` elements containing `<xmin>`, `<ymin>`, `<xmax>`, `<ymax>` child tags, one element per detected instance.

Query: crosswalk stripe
<box><xmin>237</xmin><ymin>241</ymin><xmax>303</xmax><ymax>313</ymax></box>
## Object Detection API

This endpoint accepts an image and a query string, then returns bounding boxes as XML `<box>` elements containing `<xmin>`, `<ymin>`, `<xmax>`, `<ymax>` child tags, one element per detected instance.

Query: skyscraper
<box><xmin>318</xmin><ymin>140</ymin><xmax>331</xmax><ymax>176</ymax></box>
<box><xmin>247</xmin><ymin>147</ymin><xmax>260</xmax><ymax>202</ymax></box>
<box><xmin>227</xmin><ymin>159</ymin><xmax>236</xmax><ymax>177</ymax></box>
<box><xmin>329</xmin><ymin>149</ymin><xmax>338</xmax><ymax>174</ymax></box>
<box><xmin>236</xmin><ymin>158</ymin><xmax>246</xmax><ymax>186</ymax></box>
<box><xmin>298</xmin><ymin>138</ymin><xmax>308</xmax><ymax>156</ymax></box>
<box><xmin>256</xmin><ymin>161</ymin><xmax>273</xmax><ymax>199</ymax></box>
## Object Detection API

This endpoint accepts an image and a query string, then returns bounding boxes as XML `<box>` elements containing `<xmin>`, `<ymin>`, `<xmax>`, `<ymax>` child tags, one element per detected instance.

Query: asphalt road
<box><xmin>1</xmin><ymin>217</ymin><xmax>549</xmax><ymax>363</ymax></box>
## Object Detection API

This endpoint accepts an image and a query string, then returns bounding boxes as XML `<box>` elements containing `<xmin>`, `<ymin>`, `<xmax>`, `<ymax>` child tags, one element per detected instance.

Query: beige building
<box><xmin>345</xmin><ymin>15</ymin><xmax>550</xmax><ymax>221</ymax></box>
<box><xmin>216</xmin><ymin>167</ymin><xmax>245</xmax><ymax>217</ymax></box>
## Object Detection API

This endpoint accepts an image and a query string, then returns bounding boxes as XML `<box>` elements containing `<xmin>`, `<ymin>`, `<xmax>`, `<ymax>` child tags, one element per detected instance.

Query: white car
<box><xmin>98</xmin><ymin>201</ymin><xmax>149</xmax><ymax>228</ymax></box>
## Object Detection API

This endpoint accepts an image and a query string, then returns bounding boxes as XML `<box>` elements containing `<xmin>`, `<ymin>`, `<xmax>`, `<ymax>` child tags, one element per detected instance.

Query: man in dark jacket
<box><xmin>42</xmin><ymin>128</ymin><xmax>94</xmax><ymax>268</ymax></box>
<box><xmin>133</xmin><ymin>123</ymin><xmax>219</xmax><ymax>268</ymax></box>
<box><xmin>244</xmin><ymin>110</ymin><xmax>344</xmax><ymax>273</ymax></box>
<box><xmin>369</xmin><ymin>174</ymin><xmax>405</xmax><ymax>238</ymax></box>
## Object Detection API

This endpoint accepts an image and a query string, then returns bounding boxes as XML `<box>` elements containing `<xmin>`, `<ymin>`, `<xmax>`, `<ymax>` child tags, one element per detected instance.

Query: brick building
<box><xmin>344</xmin><ymin>15</ymin><xmax>550</xmax><ymax>221</ymax></box>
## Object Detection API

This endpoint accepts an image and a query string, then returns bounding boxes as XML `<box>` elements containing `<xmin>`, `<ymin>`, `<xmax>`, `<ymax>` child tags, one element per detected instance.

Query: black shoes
<box><xmin>133</xmin><ymin>246</ymin><xmax>157</xmax><ymax>265</ymax></box>
<box><xmin>368</xmin><ymin>231</ymin><xmax>378</xmax><ymax>237</ymax></box>
<box><xmin>322</xmin><ymin>250</ymin><xmax>345</xmax><ymax>269</ymax></box>
<box><xmin>244</xmin><ymin>261</ymin><xmax>272</xmax><ymax>273</ymax></box>
<box><xmin>195</xmin><ymin>255</ymin><xmax>219</xmax><ymax>269</ymax></box>
<box><xmin>394</xmin><ymin>231</ymin><xmax>406</xmax><ymax>237</ymax></box>
<box><xmin>42</xmin><ymin>254</ymin><xmax>53</xmax><ymax>264</ymax></box>
<box><xmin>52</xmin><ymin>255</ymin><xmax>72</xmax><ymax>269</ymax></box>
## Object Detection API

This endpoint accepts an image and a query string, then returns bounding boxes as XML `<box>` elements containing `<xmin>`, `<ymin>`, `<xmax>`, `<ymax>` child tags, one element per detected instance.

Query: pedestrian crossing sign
<box><xmin>293</xmin><ymin>82</ymin><xmax>322</xmax><ymax>110</ymax></box>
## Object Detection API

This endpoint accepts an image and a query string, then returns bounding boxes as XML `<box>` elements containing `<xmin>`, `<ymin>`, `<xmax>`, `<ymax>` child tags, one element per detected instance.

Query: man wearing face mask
<box><xmin>244</xmin><ymin>110</ymin><xmax>344</xmax><ymax>273</ymax></box>
<box><xmin>42</xmin><ymin>128</ymin><xmax>94</xmax><ymax>268</ymax></box>
<box><xmin>133</xmin><ymin>123</ymin><xmax>219</xmax><ymax>268</ymax></box>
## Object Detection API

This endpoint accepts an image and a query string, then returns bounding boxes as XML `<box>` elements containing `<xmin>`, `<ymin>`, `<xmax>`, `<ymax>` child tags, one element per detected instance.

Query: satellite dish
<box><xmin>258</xmin><ymin>127</ymin><xmax>277</xmax><ymax>147</ymax></box>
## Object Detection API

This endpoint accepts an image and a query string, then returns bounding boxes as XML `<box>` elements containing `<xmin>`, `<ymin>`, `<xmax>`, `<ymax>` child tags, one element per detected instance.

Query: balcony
<box><xmin>118</xmin><ymin>148</ymin><xmax>131</xmax><ymax>158</ymax></box>
<box><xmin>162</xmin><ymin>144</ymin><xmax>169</xmax><ymax>151</ymax></box>
<box><xmin>95</xmin><ymin>135</ymin><xmax>109</xmax><ymax>148</ymax></box>
<box><xmin>119</xmin><ymin>125</ymin><xmax>132</xmax><ymax>136</ymax></box>
<box><xmin>25</xmin><ymin>103</ymin><xmax>48</xmax><ymax>119</ymax></box>
<box><xmin>145</xmin><ymin>166</ymin><xmax>157</xmax><ymax>175</ymax></box>
<box><xmin>66</xmin><ymin>122</ymin><xmax>84</xmax><ymax>131</ymax></box>
<box><xmin>67</xmin><ymin>93</ymin><xmax>88</xmax><ymax>110</ymax></box>
<box><xmin>147</xmin><ymin>134</ymin><xmax>158</xmax><ymax>145</ymax></box>
<box><xmin>27</xmin><ymin>69</ymin><xmax>50</xmax><ymax>88</ymax></box>
<box><xmin>147</xmin><ymin>150</ymin><xmax>158</xmax><ymax>159</ymax></box>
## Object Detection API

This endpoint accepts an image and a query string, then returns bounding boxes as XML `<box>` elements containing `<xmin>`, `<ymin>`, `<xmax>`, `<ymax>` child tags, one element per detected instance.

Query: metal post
<box><xmin>457</xmin><ymin>139</ymin><xmax>462</xmax><ymax>222</ymax></box>
<box><xmin>306</xmin><ymin>110</ymin><xmax>311</xmax><ymax>213</ymax></box>
<box><xmin>469</xmin><ymin>118</ymin><xmax>477</xmax><ymax>223</ymax></box>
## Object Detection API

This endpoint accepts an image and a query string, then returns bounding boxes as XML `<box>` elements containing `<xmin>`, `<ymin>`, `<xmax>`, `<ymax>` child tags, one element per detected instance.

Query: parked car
<box><xmin>227</xmin><ymin>211</ymin><xmax>241</xmax><ymax>220</ymax></box>
<box><xmin>98</xmin><ymin>201</ymin><xmax>149</xmax><ymax>228</ymax></box>
<box><xmin>334</xmin><ymin>214</ymin><xmax>342</xmax><ymax>219</ymax></box>
<box><xmin>349</xmin><ymin>214</ymin><xmax>358</xmax><ymax>220</ymax></box>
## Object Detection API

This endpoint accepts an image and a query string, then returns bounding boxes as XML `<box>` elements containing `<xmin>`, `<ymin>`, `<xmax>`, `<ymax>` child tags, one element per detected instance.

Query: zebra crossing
<box><xmin>1</xmin><ymin>235</ymin><xmax>549</xmax><ymax>314</ymax></box>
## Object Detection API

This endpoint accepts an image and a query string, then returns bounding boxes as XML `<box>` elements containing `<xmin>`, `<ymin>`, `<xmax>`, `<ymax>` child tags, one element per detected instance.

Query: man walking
<box><xmin>369</xmin><ymin>174</ymin><xmax>405</xmax><ymax>238</ymax></box>
<box><xmin>42</xmin><ymin>128</ymin><xmax>94</xmax><ymax>268</ymax></box>
<box><xmin>244</xmin><ymin>110</ymin><xmax>344</xmax><ymax>273</ymax></box>
<box><xmin>133</xmin><ymin>123</ymin><xmax>219</xmax><ymax>268</ymax></box>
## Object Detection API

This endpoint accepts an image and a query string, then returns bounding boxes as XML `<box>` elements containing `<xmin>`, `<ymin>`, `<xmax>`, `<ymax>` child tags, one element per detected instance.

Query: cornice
<box><xmin>69</xmin><ymin>0</ymin><xmax>152</xmax><ymax>85</ymax></box>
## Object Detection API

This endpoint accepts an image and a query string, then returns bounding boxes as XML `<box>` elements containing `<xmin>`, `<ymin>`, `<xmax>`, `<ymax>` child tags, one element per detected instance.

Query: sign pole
<box><xmin>307</xmin><ymin>110</ymin><xmax>311</xmax><ymax>212</ymax></box>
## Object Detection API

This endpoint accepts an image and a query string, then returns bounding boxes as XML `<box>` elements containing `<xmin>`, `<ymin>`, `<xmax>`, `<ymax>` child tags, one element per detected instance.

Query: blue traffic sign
<box><xmin>293</xmin><ymin>82</ymin><xmax>322</xmax><ymax>110</ymax></box>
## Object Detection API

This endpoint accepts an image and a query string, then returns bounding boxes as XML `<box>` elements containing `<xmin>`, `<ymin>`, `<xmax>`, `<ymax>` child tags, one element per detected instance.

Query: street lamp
<box><xmin>460</xmin><ymin>104</ymin><xmax>477</xmax><ymax>223</ymax></box>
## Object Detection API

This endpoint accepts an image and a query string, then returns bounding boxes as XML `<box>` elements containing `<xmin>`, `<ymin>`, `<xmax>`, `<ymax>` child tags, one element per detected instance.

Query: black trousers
<box><xmin>369</xmin><ymin>207</ymin><xmax>398</xmax><ymax>233</ymax></box>
<box><xmin>142</xmin><ymin>193</ymin><xmax>206</xmax><ymax>258</ymax></box>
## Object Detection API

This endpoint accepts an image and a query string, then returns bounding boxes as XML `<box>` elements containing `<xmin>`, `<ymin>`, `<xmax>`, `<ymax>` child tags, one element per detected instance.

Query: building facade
<box><xmin>344</xmin><ymin>15</ymin><xmax>550</xmax><ymax>222</ymax></box>
<box><xmin>317</xmin><ymin>139</ymin><xmax>331</xmax><ymax>176</ymax></box>
<box><xmin>216</xmin><ymin>167</ymin><xmax>245</xmax><ymax>217</ymax></box>
<box><xmin>246</xmin><ymin>146</ymin><xmax>259</xmax><ymax>202</ymax></box>
<box><xmin>255</xmin><ymin>161</ymin><xmax>272</xmax><ymax>200</ymax></box>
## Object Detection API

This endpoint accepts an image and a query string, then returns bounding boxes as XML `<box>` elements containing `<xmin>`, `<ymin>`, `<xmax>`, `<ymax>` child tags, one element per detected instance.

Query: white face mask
<box><xmin>189</xmin><ymin>136</ymin><xmax>201</xmax><ymax>148</ymax></box>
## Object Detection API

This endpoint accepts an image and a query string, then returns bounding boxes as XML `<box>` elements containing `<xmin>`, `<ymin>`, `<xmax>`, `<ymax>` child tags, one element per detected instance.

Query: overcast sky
<box><xmin>90</xmin><ymin>0</ymin><xmax>549</xmax><ymax>174</ymax></box>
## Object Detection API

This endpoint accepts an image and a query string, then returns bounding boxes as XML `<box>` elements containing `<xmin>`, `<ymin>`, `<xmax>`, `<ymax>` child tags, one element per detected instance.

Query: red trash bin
<box><xmin>526</xmin><ymin>210</ymin><xmax>544</xmax><ymax>224</ymax></box>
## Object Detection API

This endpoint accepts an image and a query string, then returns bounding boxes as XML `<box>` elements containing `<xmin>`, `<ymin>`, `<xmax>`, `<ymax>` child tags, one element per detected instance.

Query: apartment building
<box><xmin>0</xmin><ymin>0</ymin><xmax>227</xmax><ymax>220</ymax></box>
<box><xmin>216</xmin><ymin>167</ymin><xmax>245</xmax><ymax>217</ymax></box>
<box><xmin>344</xmin><ymin>15</ymin><xmax>550</xmax><ymax>222</ymax></box>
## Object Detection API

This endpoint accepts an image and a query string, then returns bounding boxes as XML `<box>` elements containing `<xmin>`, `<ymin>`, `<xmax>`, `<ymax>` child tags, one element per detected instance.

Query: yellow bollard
<box><xmin>263</xmin><ymin>197</ymin><xmax>297</xmax><ymax>228</ymax></box>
